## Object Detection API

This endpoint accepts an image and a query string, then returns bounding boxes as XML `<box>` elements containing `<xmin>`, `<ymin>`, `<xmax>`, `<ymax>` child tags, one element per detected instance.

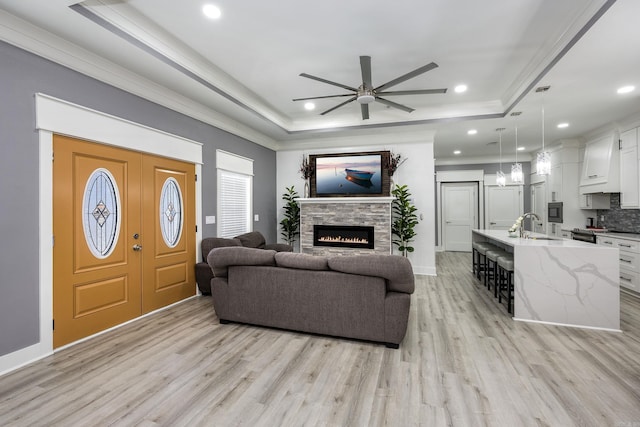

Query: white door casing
<box><xmin>442</xmin><ymin>182</ymin><xmax>478</xmax><ymax>252</ymax></box>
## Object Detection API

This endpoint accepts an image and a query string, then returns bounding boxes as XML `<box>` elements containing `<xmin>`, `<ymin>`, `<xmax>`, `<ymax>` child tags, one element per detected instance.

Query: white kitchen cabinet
<box><xmin>559</xmin><ymin>229</ymin><xmax>572</xmax><ymax>239</ymax></box>
<box><xmin>619</xmin><ymin>128</ymin><xmax>639</xmax><ymax>209</ymax></box>
<box><xmin>548</xmin><ymin>164</ymin><xmax>562</xmax><ymax>202</ymax></box>
<box><xmin>530</xmin><ymin>181</ymin><xmax>546</xmax><ymax>233</ymax></box>
<box><xmin>580</xmin><ymin>133</ymin><xmax>620</xmax><ymax>193</ymax></box>
<box><xmin>579</xmin><ymin>193</ymin><xmax>610</xmax><ymax>209</ymax></box>
<box><xmin>597</xmin><ymin>235</ymin><xmax>640</xmax><ymax>293</ymax></box>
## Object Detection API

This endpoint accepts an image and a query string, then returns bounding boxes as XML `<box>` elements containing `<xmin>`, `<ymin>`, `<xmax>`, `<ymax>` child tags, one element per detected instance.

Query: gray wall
<box><xmin>0</xmin><ymin>41</ymin><xmax>277</xmax><ymax>357</ymax></box>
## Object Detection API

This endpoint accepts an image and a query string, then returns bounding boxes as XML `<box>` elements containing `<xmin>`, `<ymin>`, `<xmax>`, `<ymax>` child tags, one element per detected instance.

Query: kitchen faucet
<box><xmin>520</xmin><ymin>212</ymin><xmax>541</xmax><ymax>238</ymax></box>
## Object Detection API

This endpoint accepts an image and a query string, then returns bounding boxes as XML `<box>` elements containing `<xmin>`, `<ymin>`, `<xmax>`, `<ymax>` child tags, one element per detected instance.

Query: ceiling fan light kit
<box><xmin>294</xmin><ymin>55</ymin><xmax>447</xmax><ymax>120</ymax></box>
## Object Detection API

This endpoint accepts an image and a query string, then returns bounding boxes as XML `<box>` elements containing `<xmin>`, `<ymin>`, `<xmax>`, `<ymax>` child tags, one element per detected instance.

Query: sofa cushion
<box><xmin>208</xmin><ymin>246</ymin><xmax>276</xmax><ymax>277</ymax></box>
<box><xmin>328</xmin><ymin>255</ymin><xmax>415</xmax><ymax>294</ymax></box>
<box><xmin>201</xmin><ymin>237</ymin><xmax>242</xmax><ymax>262</ymax></box>
<box><xmin>275</xmin><ymin>252</ymin><xmax>329</xmax><ymax>271</ymax></box>
<box><xmin>234</xmin><ymin>231</ymin><xmax>266</xmax><ymax>249</ymax></box>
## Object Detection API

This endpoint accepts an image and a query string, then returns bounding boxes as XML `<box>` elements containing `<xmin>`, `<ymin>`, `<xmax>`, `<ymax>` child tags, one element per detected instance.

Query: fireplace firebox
<box><xmin>313</xmin><ymin>225</ymin><xmax>375</xmax><ymax>249</ymax></box>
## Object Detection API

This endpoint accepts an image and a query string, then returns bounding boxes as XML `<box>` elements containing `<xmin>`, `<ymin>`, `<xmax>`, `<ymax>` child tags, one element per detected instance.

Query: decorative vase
<box><xmin>389</xmin><ymin>176</ymin><xmax>394</xmax><ymax>190</ymax></box>
<box><xmin>304</xmin><ymin>180</ymin><xmax>310</xmax><ymax>198</ymax></box>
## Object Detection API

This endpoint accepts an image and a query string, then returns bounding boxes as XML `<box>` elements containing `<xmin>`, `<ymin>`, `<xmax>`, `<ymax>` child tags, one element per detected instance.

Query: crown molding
<box><xmin>0</xmin><ymin>8</ymin><xmax>279</xmax><ymax>151</ymax></box>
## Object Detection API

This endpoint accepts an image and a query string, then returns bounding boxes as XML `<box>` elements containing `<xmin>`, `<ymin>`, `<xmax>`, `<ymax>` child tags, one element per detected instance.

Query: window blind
<box><xmin>216</xmin><ymin>150</ymin><xmax>253</xmax><ymax>238</ymax></box>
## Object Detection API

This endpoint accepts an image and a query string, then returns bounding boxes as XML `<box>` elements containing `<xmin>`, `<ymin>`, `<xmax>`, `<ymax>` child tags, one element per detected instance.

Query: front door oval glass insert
<box><xmin>160</xmin><ymin>177</ymin><xmax>183</xmax><ymax>248</ymax></box>
<box><xmin>82</xmin><ymin>168</ymin><xmax>121</xmax><ymax>259</ymax></box>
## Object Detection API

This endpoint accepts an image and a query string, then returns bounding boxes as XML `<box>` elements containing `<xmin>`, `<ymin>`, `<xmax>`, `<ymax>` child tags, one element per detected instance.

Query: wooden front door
<box><xmin>53</xmin><ymin>135</ymin><xmax>195</xmax><ymax>348</ymax></box>
<box><xmin>141</xmin><ymin>155</ymin><xmax>195</xmax><ymax>312</ymax></box>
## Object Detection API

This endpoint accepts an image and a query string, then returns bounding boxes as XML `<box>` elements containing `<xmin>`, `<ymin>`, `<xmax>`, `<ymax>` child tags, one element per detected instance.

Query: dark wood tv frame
<box><xmin>309</xmin><ymin>150</ymin><xmax>391</xmax><ymax>197</ymax></box>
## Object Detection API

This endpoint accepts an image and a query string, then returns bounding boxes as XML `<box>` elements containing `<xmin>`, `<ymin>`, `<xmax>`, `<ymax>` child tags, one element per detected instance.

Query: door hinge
<box><xmin>52</xmin><ymin>319</ymin><xmax>55</xmax><ymax>330</ymax></box>
<box><xmin>195</xmin><ymin>174</ymin><xmax>198</xmax><ymax>182</ymax></box>
<box><xmin>195</xmin><ymin>225</ymin><xmax>198</xmax><ymax>232</ymax></box>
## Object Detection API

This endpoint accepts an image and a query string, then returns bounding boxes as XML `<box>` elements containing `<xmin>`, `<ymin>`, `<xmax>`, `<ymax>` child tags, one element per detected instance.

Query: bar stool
<box><xmin>485</xmin><ymin>248</ymin><xmax>509</xmax><ymax>291</ymax></box>
<box><xmin>497</xmin><ymin>255</ymin><xmax>515</xmax><ymax>313</ymax></box>
<box><xmin>472</xmin><ymin>242</ymin><xmax>498</xmax><ymax>280</ymax></box>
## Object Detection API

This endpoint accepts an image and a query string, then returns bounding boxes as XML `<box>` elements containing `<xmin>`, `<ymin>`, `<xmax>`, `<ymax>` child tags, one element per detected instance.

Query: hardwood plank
<box><xmin>1</xmin><ymin>252</ymin><xmax>640</xmax><ymax>426</ymax></box>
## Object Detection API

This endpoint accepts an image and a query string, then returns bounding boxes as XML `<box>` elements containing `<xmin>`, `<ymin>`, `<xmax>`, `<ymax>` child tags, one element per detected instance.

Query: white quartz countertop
<box><xmin>600</xmin><ymin>232</ymin><xmax>640</xmax><ymax>241</ymax></box>
<box><xmin>473</xmin><ymin>229</ymin><xmax>603</xmax><ymax>248</ymax></box>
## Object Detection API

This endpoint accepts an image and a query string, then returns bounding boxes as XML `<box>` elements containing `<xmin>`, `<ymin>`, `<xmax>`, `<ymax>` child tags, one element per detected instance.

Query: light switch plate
<box><xmin>254</xmin><ymin>214</ymin><xmax>259</xmax><ymax>221</ymax></box>
<box><xmin>205</xmin><ymin>215</ymin><xmax>216</xmax><ymax>224</ymax></box>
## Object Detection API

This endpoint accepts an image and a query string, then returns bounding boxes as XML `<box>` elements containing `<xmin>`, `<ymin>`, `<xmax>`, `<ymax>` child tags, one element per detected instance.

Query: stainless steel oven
<box><xmin>571</xmin><ymin>228</ymin><xmax>597</xmax><ymax>244</ymax></box>
<box><xmin>548</xmin><ymin>202</ymin><xmax>563</xmax><ymax>223</ymax></box>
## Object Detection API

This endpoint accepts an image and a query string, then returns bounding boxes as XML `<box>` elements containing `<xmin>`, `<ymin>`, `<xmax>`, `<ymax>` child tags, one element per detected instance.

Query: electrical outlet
<box><xmin>254</xmin><ymin>214</ymin><xmax>259</xmax><ymax>221</ymax></box>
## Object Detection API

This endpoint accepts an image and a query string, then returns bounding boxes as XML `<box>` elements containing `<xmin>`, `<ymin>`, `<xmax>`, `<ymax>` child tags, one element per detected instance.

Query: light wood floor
<box><xmin>2</xmin><ymin>252</ymin><xmax>640</xmax><ymax>426</ymax></box>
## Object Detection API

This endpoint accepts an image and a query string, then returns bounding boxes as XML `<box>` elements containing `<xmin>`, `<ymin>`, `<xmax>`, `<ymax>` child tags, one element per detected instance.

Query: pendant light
<box><xmin>511</xmin><ymin>126</ymin><xmax>524</xmax><ymax>184</ymax></box>
<box><xmin>496</xmin><ymin>127</ymin><xmax>506</xmax><ymax>187</ymax></box>
<box><xmin>510</xmin><ymin>111</ymin><xmax>524</xmax><ymax>184</ymax></box>
<box><xmin>536</xmin><ymin>86</ymin><xmax>551</xmax><ymax>175</ymax></box>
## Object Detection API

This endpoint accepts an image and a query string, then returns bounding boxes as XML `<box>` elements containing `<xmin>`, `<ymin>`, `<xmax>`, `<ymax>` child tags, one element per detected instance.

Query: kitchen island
<box><xmin>473</xmin><ymin>229</ymin><xmax>620</xmax><ymax>331</ymax></box>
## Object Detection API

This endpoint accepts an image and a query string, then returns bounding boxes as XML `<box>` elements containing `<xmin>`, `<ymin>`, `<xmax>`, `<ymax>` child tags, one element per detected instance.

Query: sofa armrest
<box><xmin>265</xmin><ymin>243</ymin><xmax>293</xmax><ymax>252</ymax></box>
<box><xmin>207</xmin><ymin>246</ymin><xmax>277</xmax><ymax>277</ymax></box>
<box><xmin>327</xmin><ymin>255</ymin><xmax>414</xmax><ymax>294</ymax></box>
<box><xmin>195</xmin><ymin>262</ymin><xmax>213</xmax><ymax>295</ymax></box>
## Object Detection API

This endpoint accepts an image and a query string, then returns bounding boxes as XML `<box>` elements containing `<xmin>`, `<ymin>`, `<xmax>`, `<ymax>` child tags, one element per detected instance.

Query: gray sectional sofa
<box><xmin>195</xmin><ymin>231</ymin><xmax>292</xmax><ymax>294</ymax></box>
<box><xmin>207</xmin><ymin>247</ymin><xmax>415</xmax><ymax>348</ymax></box>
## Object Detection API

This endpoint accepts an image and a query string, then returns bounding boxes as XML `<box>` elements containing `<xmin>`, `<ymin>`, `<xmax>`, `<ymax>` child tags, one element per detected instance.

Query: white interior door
<box><xmin>530</xmin><ymin>182</ymin><xmax>547</xmax><ymax>233</ymax></box>
<box><xmin>442</xmin><ymin>182</ymin><xmax>478</xmax><ymax>252</ymax></box>
<box><xmin>485</xmin><ymin>185</ymin><xmax>523</xmax><ymax>230</ymax></box>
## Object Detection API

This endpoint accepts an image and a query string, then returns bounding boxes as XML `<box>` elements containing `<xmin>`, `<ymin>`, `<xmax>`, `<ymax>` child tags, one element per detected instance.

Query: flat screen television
<box><xmin>309</xmin><ymin>151</ymin><xmax>391</xmax><ymax>197</ymax></box>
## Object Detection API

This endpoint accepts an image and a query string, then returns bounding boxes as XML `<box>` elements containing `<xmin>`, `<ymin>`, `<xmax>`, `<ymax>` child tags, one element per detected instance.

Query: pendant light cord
<box><xmin>515</xmin><ymin>126</ymin><xmax>518</xmax><ymax>162</ymax></box>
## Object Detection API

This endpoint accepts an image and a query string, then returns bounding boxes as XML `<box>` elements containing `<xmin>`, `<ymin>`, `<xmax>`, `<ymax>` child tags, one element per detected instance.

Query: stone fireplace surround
<box><xmin>297</xmin><ymin>197</ymin><xmax>393</xmax><ymax>256</ymax></box>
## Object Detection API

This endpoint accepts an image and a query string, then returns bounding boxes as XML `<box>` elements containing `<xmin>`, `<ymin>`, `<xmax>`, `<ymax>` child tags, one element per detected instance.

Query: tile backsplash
<box><xmin>598</xmin><ymin>193</ymin><xmax>640</xmax><ymax>232</ymax></box>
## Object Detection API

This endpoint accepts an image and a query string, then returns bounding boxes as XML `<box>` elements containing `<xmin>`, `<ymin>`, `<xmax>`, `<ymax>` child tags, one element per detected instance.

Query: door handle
<box><xmin>132</xmin><ymin>244</ymin><xmax>143</xmax><ymax>251</ymax></box>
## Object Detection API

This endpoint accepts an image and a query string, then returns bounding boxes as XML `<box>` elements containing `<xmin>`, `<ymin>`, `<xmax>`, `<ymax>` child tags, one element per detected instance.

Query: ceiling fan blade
<box><xmin>300</xmin><ymin>73</ymin><xmax>358</xmax><ymax>92</ymax></box>
<box><xmin>361</xmin><ymin>103</ymin><xmax>370</xmax><ymax>120</ymax></box>
<box><xmin>360</xmin><ymin>56</ymin><xmax>372</xmax><ymax>88</ymax></box>
<box><xmin>293</xmin><ymin>94</ymin><xmax>355</xmax><ymax>101</ymax></box>
<box><xmin>376</xmin><ymin>88</ymin><xmax>447</xmax><ymax>96</ymax></box>
<box><xmin>320</xmin><ymin>96</ymin><xmax>357</xmax><ymax>115</ymax></box>
<box><xmin>375</xmin><ymin>96</ymin><xmax>414</xmax><ymax>113</ymax></box>
<box><xmin>375</xmin><ymin>62</ymin><xmax>439</xmax><ymax>92</ymax></box>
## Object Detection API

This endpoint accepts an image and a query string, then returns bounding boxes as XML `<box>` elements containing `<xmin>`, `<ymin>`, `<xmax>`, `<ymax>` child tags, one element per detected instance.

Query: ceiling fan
<box><xmin>293</xmin><ymin>56</ymin><xmax>447</xmax><ymax>120</ymax></box>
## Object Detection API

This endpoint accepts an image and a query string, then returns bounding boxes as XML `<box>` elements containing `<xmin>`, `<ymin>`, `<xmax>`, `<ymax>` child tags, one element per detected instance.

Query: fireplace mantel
<box><xmin>296</xmin><ymin>197</ymin><xmax>394</xmax><ymax>204</ymax></box>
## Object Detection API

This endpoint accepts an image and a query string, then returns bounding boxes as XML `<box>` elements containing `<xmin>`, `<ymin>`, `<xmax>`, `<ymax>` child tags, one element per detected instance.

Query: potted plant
<box><xmin>391</xmin><ymin>184</ymin><xmax>419</xmax><ymax>257</ymax></box>
<box><xmin>280</xmin><ymin>185</ymin><xmax>301</xmax><ymax>246</ymax></box>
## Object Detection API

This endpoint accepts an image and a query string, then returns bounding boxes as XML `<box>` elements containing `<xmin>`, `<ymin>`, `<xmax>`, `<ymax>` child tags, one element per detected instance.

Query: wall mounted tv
<box><xmin>309</xmin><ymin>151</ymin><xmax>391</xmax><ymax>197</ymax></box>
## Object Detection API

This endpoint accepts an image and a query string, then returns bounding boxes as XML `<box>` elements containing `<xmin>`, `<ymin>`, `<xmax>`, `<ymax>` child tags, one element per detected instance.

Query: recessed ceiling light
<box><xmin>202</xmin><ymin>4</ymin><xmax>221</xmax><ymax>19</ymax></box>
<box><xmin>454</xmin><ymin>84</ymin><xmax>467</xmax><ymax>93</ymax></box>
<box><xmin>467</xmin><ymin>129</ymin><xmax>477</xmax><ymax>135</ymax></box>
<box><xmin>304</xmin><ymin>102</ymin><xmax>315</xmax><ymax>111</ymax></box>
<box><xmin>454</xmin><ymin>150</ymin><xmax>461</xmax><ymax>155</ymax></box>
<box><xmin>557</xmin><ymin>122</ymin><xmax>569</xmax><ymax>128</ymax></box>
<box><xmin>617</xmin><ymin>85</ymin><xmax>635</xmax><ymax>94</ymax></box>
<box><xmin>517</xmin><ymin>147</ymin><xmax>525</xmax><ymax>151</ymax></box>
